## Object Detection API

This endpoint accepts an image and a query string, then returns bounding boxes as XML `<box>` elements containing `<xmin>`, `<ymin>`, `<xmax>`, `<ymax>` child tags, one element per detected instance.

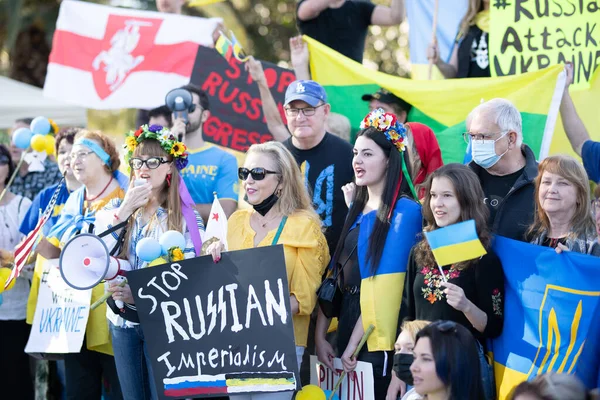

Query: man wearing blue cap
<box><xmin>282</xmin><ymin>79</ymin><xmax>354</xmax><ymax>253</ymax></box>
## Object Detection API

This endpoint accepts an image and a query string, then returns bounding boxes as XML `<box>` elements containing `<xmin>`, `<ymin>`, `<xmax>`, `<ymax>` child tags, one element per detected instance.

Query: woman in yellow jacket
<box><xmin>208</xmin><ymin>141</ymin><xmax>329</xmax><ymax>400</ymax></box>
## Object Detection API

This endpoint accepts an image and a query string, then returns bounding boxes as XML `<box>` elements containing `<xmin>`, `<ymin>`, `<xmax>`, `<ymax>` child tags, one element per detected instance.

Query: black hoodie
<box><xmin>469</xmin><ymin>145</ymin><xmax>538</xmax><ymax>241</ymax></box>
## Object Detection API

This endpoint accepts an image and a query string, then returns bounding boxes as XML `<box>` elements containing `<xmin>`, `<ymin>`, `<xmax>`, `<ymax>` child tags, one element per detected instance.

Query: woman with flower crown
<box><xmin>98</xmin><ymin>124</ymin><xmax>205</xmax><ymax>400</ymax></box>
<box><xmin>314</xmin><ymin>109</ymin><xmax>423</xmax><ymax>399</ymax></box>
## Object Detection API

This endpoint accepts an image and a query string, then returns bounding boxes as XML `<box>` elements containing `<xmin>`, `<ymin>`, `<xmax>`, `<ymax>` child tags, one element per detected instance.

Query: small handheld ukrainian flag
<box><xmin>424</xmin><ymin>219</ymin><xmax>487</xmax><ymax>267</ymax></box>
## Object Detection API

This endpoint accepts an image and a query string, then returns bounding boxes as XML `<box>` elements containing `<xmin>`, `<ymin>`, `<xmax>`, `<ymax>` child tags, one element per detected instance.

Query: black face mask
<box><xmin>245</xmin><ymin>190</ymin><xmax>279</xmax><ymax>217</ymax></box>
<box><xmin>393</xmin><ymin>353</ymin><xmax>414</xmax><ymax>386</ymax></box>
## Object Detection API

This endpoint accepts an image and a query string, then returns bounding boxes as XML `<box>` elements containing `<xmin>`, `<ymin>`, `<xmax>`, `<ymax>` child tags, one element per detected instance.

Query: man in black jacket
<box><xmin>466</xmin><ymin>98</ymin><xmax>538</xmax><ymax>241</ymax></box>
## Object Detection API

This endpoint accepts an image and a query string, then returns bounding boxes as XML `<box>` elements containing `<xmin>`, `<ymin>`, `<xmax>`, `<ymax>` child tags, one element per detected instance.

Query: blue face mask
<box><xmin>471</xmin><ymin>131</ymin><xmax>509</xmax><ymax>169</ymax></box>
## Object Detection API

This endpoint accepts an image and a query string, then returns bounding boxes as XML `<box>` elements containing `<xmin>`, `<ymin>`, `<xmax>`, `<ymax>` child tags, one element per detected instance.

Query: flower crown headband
<box><xmin>360</xmin><ymin>108</ymin><xmax>407</xmax><ymax>152</ymax></box>
<box><xmin>124</xmin><ymin>124</ymin><xmax>189</xmax><ymax>170</ymax></box>
<box><xmin>359</xmin><ymin>108</ymin><xmax>420</xmax><ymax>208</ymax></box>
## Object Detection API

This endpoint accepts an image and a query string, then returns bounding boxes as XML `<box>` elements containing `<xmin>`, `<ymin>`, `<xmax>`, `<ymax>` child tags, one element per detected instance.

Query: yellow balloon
<box><xmin>296</xmin><ymin>385</ymin><xmax>325</xmax><ymax>400</ymax></box>
<box><xmin>0</xmin><ymin>267</ymin><xmax>15</xmax><ymax>294</ymax></box>
<box><xmin>148</xmin><ymin>257</ymin><xmax>167</xmax><ymax>267</ymax></box>
<box><xmin>30</xmin><ymin>134</ymin><xmax>46</xmax><ymax>152</ymax></box>
<box><xmin>44</xmin><ymin>135</ymin><xmax>56</xmax><ymax>155</ymax></box>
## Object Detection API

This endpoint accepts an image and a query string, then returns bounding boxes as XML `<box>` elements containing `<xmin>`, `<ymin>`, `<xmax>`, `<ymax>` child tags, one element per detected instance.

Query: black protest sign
<box><xmin>190</xmin><ymin>47</ymin><xmax>296</xmax><ymax>152</ymax></box>
<box><xmin>128</xmin><ymin>245</ymin><xmax>299</xmax><ymax>399</ymax></box>
<box><xmin>490</xmin><ymin>0</ymin><xmax>600</xmax><ymax>89</ymax></box>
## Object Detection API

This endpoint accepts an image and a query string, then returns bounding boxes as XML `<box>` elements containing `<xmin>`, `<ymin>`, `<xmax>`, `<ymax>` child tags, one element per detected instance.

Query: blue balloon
<box><xmin>30</xmin><ymin>116</ymin><xmax>51</xmax><ymax>135</ymax></box>
<box><xmin>323</xmin><ymin>390</ymin><xmax>340</xmax><ymax>400</ymax></box>
<box><xmin>12</xmin><ymin>128</ymin><xmax>33</xmax><ymax>149</ymax></box>
<box><xmin>159</xmin><ymin>230</ymin><xmax>186</xmax><ymax>255</ymax></box>
<box><xmin>136</xmin><ymin>237</ymin><xmax>162</xmax><ymax>262</ymax></box>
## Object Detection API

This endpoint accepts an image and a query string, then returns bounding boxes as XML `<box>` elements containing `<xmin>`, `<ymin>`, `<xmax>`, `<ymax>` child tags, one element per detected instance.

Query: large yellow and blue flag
<box><xmin>491</xmin><ymin>237</ymin><xmax>600</xmax><ymax>399</ymax></box>
<box><xmin>355</xmin><ymin>198</ymin><xmax>422</xmax><ymax>351</ymax></box>
<box><xmin>424</xmin><ymin>220</ymin><xmax>487</xmax><ymax>267</ymax></box>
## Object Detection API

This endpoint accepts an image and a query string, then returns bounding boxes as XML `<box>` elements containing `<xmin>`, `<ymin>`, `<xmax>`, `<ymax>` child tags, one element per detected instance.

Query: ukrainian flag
<box><xmin>357</xmin><ymin>198</ymin><xmax>422</xmax><ymax>351</ymax></box>
<box><xmin>424</xmin><ymin>220</ymin><xmax>487</xmax><ymax>267</ymax></box>
<box><xmin>491</xmin><ymin>237</ymin><xmax>600</xmax><ymax>399</ymax></box>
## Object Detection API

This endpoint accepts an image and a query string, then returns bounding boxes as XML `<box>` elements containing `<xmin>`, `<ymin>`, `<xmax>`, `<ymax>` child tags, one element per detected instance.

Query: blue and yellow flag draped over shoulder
<box><xmin>491</xmin><ymin>237</ymin><xmax>600</xmax><ymax>399</ymax></box>
<box><xmin>355</xmin><ymin>197</ymin><xmax>422</xmax><ymax>351</ymax></box>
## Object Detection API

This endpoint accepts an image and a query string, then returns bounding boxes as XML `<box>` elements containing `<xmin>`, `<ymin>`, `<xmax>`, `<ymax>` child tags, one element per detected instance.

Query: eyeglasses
<box><xmin>284</xmin><ymin>104</ymin><xmax>325</xmax><ymax>118</ymax></box>
<box><xmin>462</xmin><ymin>130</ymin><xmax>509</xmax><ymax>144</ymax></box>
<box><xmin>69</xmin><ymin>151</ymin><xmax>94</xmax><ymax>162</ymax></box>
<box><xmin>129</xmin><ymin>157</ymin><xmax>170</xmax><ymax>170</ymax></box>
<box><xmin>238</xmin><ymin>167</ymin><xmax>279</xmax><ymax>181</ymax></box>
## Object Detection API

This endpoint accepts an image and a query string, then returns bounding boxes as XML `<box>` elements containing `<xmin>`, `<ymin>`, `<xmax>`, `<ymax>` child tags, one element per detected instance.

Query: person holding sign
<box><xmin>99</xmin><ymin>125</ymin><xmax>204</xmax><ymax>400</ymax></box>
<box><xmin>399</xmin><ymin>163</ymin><xmax>504</xmax><ymax>400</ymax></box>
<box><xmin>207</xmin><ymin>141</ymin><xmax>330</xmax><ymax>399</ymax></box>
<box><xmin>315</xmin><ymin>109</ymin><xmax>423</xmax><ymax>400</ymax></box>
<box><xmin>35</xmin><ymin>130</ymin><xmax>128</xmax><ymax>400</ymax></box>
<box><xmin>527</xmin><ymin>155</ymin><xmax>600</xmax><ymax>256</ymax></box>
<box><xmin>427</xmin><ymin>0</ymin><xmax>491</xmax><ymax>79</ymax></box>
<box><xmin>560</xmin><ymin>63</ymin><xmax>600</xmax><ymax>184</ymax></box>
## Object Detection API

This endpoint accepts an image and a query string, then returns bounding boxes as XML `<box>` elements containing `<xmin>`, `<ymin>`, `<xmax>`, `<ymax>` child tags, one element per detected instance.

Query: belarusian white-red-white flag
<box><xmin>204</xmin><ymin>193</ymin><xmax>228</xmax><ymax>250</ymax></box>
<box><xmin>44</xmin><ymin>0</ymin><xmax>221</xmax><ymax>109</ymax></box>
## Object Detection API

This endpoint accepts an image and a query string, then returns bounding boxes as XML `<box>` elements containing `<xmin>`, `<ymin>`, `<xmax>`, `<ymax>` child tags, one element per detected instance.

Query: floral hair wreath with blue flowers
<box><xmin>360</xmin><ymin>108</ymin><xmax>420</xmax><ymax>206</ymax></box>
<box><xmin>360</xmin><ymin>108</ymin><xmax>408</xmax><ymax>152</ymax></box>
<box><xmin>124</xmin><ymin>124</ymin><xmax>189</xmax><ymax>170</ymax></box>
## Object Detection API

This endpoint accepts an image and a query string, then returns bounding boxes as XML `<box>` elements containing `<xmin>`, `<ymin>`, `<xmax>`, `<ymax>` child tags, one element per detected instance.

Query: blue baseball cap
<box><xmin>284</xmin><ymin>80</ymin><xmax>328</xmax><ymax>107</ymax></box>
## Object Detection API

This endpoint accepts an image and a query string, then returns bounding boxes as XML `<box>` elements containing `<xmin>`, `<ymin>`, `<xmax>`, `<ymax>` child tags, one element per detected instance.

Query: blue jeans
<box><xmin>477</xmin><ymin>341</ymin><xmax>496</xmax><ymax>400</ymax></box>
<box><xmin>109</xmin><ymin>322</ymin><xmax>157</xmax><ymax>400</ymax></box>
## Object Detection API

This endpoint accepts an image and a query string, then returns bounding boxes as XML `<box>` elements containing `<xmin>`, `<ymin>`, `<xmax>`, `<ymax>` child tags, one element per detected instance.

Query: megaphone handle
<box><xmin>90</xmin><ymin>280</ymin><xmax>127</xmax><ymax>310</ymax></box>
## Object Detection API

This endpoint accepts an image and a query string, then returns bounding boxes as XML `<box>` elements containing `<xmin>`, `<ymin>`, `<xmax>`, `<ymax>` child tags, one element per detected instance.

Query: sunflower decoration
<box><xmin>360</xmin><ymin>108</ymin><xmax>407</xmax><ymax>153</ymax></box>
<box><xmin>123</xmin><ymin>124</ymin><xmax>189</xmax><ymax>170</ymax></box>
<box><xmin>168</xmin><ymin>247</ymin><xmax>185</xmax><ymax>262</ymax></box>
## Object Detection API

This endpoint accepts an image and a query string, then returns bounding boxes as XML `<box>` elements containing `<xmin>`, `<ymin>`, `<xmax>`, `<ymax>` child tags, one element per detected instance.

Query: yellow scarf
<box><xmin>475</xmin><ymin>10</ymin><xmax>489</xmax><ymax>33</ymax></box>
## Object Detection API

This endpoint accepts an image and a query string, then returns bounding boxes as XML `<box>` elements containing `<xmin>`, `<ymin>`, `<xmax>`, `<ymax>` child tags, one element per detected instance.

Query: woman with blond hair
<box><xmin>208</xmin><ymin>141</ymin><xmax>330</xmax><ymax>400</ymax></box>
<box><xmin>528</xmin><ymin>155</ymin><xmax>600</xmax><ymax>256</ymax></box>
<box><xmin>387</xmin><ymin>320</ymin><xmax>430</xmax><ymax>400</ymax></box>
<box><xmin>427</xmin><ymin>0</ymin><xmax>491</xmax><ymax>79</ymax></box>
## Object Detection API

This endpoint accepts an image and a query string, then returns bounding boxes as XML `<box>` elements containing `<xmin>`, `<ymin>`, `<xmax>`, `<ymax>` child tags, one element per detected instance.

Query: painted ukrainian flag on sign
<box><xmin>305</xmin><ymin>36</ymin><xmax>565</xmax><ymax>163</ymax></box>
<box><xmin>424</xmin><ymin>220</ymin><xmax>487</xmax><ymax>267</ymax></box>
<box><xmin>491</xmin><ymin>237</ymin><xmax>600</xmax><ymax>400</ymax></box>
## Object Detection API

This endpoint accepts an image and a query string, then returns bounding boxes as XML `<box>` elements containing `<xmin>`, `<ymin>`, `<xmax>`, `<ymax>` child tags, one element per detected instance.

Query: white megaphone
<box><xmin>59</xmin><ymin>233</ymin><xmax>131</xmax><ymax>309</ymax></box>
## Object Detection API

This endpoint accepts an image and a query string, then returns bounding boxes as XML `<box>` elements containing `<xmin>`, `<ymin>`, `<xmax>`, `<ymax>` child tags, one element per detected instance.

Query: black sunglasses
<box><xmin>129</xmin><ymin>157</ymin><xmax>170</xmax><ymax>170</ymax></box>
<box><xmin>435</xmin><ymin>320</ymin><xmax>458</xmax><ymax>333</ymax></box>
<box><xmin>238</xmin><ymin>167</ymin><xmax>279</xmax><ymax>181</ymax></box>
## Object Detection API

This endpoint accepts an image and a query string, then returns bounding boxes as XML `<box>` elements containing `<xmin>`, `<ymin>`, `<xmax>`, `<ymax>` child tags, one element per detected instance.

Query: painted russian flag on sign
<box><xmin>44</xmin><ymin>0</ymin><xmax>222</xmax><ymax>109</ymax></box>
<box><xmin>424</xmin><ymin>219</ymin><xmax>487</xmax><ymax>267</ymax></box>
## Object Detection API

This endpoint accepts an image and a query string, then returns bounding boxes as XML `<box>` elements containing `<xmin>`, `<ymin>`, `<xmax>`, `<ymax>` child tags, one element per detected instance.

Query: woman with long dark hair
<box><xmin>411</xmin><ymin>320</ymin><xmax>484</xmax><ymax>400</ymax></box>
<box><xmin>315</xmin><ymin>109</ymin><xmax>422</xmax><ymax>399</ymax></box>
<box><xmin>397</xmin><ymin>163</ymin><xmax>504</xmax><ymax>399</ymax></box>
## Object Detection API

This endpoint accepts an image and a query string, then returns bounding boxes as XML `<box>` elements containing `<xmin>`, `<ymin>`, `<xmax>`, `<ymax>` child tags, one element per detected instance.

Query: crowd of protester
<box><xmin>1</xmin><ymin>0</ymin><xmax>599</xmax><ymax>399</ymax></box>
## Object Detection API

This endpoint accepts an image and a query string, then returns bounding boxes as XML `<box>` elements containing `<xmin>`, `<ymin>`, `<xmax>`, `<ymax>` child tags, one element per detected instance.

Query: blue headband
<box><xmin>74</xmin><ymin>138</ymin><xmax>111</xmax><ymax>167</ymax></box>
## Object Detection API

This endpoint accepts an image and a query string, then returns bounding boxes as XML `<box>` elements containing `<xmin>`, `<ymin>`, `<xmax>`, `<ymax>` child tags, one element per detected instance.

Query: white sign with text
<box><xmin>310</xmin><ymin>355</ymin><xmax>374</xmax><ymax>400</ymax></box>
<box><xmin>25</xmin><ymin>259</ymin><xmax>92</xmax><ymax>354</ymax></box>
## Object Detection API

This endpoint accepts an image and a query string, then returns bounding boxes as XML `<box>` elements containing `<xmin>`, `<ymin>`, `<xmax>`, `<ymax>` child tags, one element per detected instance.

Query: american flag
<box><xmin>4</xmin><ymin>179</ymin><xmax>64</xmax><ymax>289</ymax></box>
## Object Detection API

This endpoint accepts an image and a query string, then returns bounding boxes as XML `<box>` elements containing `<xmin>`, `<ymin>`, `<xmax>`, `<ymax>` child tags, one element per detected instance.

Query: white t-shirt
<box><xmin>0</xmin><ymin>194</ymin><xmax>33</xmax><ymax>321</ymax></box>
